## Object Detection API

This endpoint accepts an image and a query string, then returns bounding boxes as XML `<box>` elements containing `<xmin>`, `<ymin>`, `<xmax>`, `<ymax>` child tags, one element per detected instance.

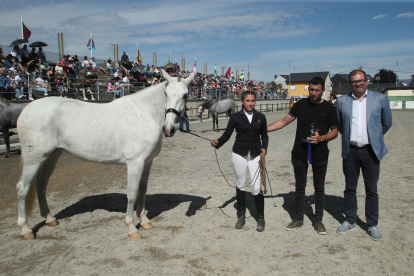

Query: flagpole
<box><xmin>21</xmin><ymin>16</ymin><xmax>23</xmax><ymax>40</ymax></box>
<box><xmin>90</xmin><ymin>33</ymin><xmax>93</xmax><ymax>59</ymax></box>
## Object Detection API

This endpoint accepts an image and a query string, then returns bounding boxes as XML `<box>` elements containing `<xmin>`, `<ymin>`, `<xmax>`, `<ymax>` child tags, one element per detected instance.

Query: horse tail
<box><xmin>26</xmin><ymin>178</ymin><xmax>37</xmax><ymax>216</ymax></box>
<box><xmin>20</xmin><ymin>154</ymin><xmax>37</xmax><ymax>216</ymax></box>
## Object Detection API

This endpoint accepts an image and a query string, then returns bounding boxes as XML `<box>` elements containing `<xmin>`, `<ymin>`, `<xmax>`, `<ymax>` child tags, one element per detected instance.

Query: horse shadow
<box><xmin>273</xmin><ymin>192</ymin><xmax>368</xmax><ymax>231</ymax></box>
<box><xmin>32</xmin><ymin>193</ymin><xmax>211</xmax><ymax>235</ymax></box>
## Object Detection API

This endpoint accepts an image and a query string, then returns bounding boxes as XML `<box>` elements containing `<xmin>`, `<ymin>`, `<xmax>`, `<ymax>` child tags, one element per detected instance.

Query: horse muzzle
<box><xmin>163</xmin><ymin>124</ymin><xmax>176</xmax><ymax>137</ymax></box>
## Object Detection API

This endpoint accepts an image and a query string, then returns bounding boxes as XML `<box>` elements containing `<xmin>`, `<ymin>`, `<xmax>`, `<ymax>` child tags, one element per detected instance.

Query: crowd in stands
<box><xmin>1</xmin><ymin>45</ymin><xmax>273</xmax><ymax>101</ymax></box>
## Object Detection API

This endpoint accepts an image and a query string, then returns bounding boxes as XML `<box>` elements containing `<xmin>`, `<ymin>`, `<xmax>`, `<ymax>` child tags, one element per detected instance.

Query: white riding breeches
<box><xmin>232</xmin><ymin>152</ymin><xmax>261</xmax><ymax>195</ymax></box>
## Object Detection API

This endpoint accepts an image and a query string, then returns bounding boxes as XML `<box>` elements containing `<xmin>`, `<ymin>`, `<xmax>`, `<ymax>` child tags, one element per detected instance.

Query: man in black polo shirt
<box><xmin>267</xmin><ymin>77</ymin><xmax>338</xmax><ymax>235</ymax></box>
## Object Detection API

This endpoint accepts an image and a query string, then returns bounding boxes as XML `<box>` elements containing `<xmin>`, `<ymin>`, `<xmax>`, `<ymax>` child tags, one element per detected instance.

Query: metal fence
<box><xmin>0</xmin><ymin>73</ymin><xmax>146</xmax><ymax>101</ymax></box>
<box><xmin>188</xmin><ymin>101</ymin><xmax>289</xmax><ymax>122</ymax></box>
<box><xmin>187</xmin><ymin>86</ymin><xmax>288</xmax><ymax>101</ymax></box>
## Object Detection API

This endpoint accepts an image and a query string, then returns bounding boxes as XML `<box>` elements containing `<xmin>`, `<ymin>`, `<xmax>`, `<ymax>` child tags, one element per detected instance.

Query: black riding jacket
<box><xmin>216</xmin><ymin>109</ymin><xmax>268</xmax><ymax>157</ymax></box>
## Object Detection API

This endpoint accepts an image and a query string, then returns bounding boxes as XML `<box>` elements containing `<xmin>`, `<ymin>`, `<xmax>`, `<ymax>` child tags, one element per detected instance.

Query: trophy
<box><xmin>302</xmin><ymin>123</ymin><xmax>319</xmax><ymax>164</ymax></box>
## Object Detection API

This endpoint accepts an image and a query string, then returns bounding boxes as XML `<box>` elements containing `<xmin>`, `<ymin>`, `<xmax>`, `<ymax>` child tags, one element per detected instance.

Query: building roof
<box><xmin>288</xmin><ymin>71</ymin><xmax>330</xmax><ymax>82</ymax></box>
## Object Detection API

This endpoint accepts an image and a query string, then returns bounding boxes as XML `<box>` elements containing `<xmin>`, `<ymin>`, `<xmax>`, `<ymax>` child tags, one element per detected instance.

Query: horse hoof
<box><xmin>46</xmin><ymin>220</ymin><xmax>59</xmax><ymax>226</ymax></box>
<box><xmin>128</xmin><ymin>232</ymin><xmax>141</xmax><ymax>239</ymax></box>
<box><xmin>141</xmin><ymin>223</ymin><xmax>154</xmax><ymax>230</ymax></box>
<box><xmin>21</xmin><ymin>232</ymin><xmax>35</xmax><ymax>240</ymax></box>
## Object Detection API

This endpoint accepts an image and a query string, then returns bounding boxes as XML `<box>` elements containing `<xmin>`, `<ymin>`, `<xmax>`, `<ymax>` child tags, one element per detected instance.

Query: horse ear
<box><xmin>161</xmin><ymin>69</ymin><xmax>172</xmax><ymax>82</ymax></box>
<box><xmin>183</xmin><ymin>71</ymin><xmax>195</xmax><ymax>85</ymax></box>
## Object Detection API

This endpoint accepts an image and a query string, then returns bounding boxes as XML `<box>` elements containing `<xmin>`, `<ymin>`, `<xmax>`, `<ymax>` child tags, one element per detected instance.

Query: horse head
<box><xmin>161</xmin><ymin>69</ymin><xmax>194</xmax><ymax>137</ymax></box>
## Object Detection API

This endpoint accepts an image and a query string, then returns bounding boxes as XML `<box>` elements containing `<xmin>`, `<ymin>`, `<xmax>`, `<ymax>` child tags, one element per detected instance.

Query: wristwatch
<box><xmin>320</xmin><ymin>136</ymin><xmax>323</xmax><ymax>142</ymax></box>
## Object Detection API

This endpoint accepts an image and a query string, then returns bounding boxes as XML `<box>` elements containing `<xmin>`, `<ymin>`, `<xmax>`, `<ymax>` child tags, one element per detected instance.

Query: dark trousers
<box><xmin>180</xmin><ymin>112</ymin><xmax>189</xmax><ymax>131</ymax></box>
<box><xmin>292</xmin><ymin>158</ymin><xmax>328</xmax><ymax>222</ymax></box>
<box><xmin>343</xmin><ymin>145</ymin><xmax>380</xmax><ymax>227</ymax></box>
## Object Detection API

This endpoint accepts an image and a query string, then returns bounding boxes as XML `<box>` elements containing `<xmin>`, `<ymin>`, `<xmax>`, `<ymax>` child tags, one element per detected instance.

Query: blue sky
<box><xmin>0</xmin><ymin>0</ymin><xmax>413</xmax><ymax>82</ymax></box>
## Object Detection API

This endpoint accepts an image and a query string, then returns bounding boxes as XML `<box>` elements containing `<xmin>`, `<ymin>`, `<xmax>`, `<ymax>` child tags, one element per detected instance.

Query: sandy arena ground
<box><xmin>0</xmin><ymin>109</ymin><xmax>413</xmax><ymax>275</ymax></box>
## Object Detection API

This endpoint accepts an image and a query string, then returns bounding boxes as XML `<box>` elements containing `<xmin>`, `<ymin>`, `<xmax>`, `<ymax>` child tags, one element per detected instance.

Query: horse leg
<box><xmin>1</xmin><ymin>126</ymin><xmax>10</xmax><ymax>158</ymax></box>
<box><xmin>17</xmin><ymin>161</ymin><xmax>43</xmax><ymax>239</ymax></box>
<box><xmin>215</xmin><ymin>115</ymin><xmax>219</xmax><ymax>132</ymax></box>
<box><xmin>212</xmin><ymin>115</ymin><xmax>216</xmax><ymax>131</ymax></box>
<box><xmin>136</xmin><ymin>160</ymin><xmax>153</xmax><ymax>230</ymax></box>
<box><xmin>125</xmin><ymin>160</ymin><xmax>145</xmax><ymax>238</ymax></box>
<box><xmin>36</xmin><ymin>149</ymin><xmax>63</xmax><ymax>227</ymax></box>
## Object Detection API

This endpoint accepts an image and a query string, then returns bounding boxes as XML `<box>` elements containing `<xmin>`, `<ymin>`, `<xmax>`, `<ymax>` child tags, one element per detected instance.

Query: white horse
<box><xmin>16</xmin><ymin>69</ymin><xmax>194</xmax><ymax>239</ymax></box>
<box><xmin>198</xmin><ymin>99</ymin><xmax>235</xmax><ymax>131</ymax></box>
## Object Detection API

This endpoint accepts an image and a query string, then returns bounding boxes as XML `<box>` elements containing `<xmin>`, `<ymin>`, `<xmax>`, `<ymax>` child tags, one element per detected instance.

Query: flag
<box><xmin>214</xmin><ymin>62</ymin><xmax>217</xmax><ymax>75</ymax></box>
<box><xmin>239</xmin><ymin>69</ymin><xmax>244</xmax><ymax>79</ymax></box>
<box><xmin>194</xmin><ymin>57</ymin><xmax>196</xmax><ymax>73</ymax></box>
<box><xmin>168</xmin><ymin>51</ymin><xmax>171</xmax><ymax>63</ymax></box>
<box><xmin>136</xmin><ymin>46</ymin><xmax>142</xmax><ymax>65</ymax></box>
<box><xmin>225</xmin><ymin>66</ymin><xmax>231</xmax><ymax>78</ymax></box>
<box><xmin>87</xmin><ymin>38</ymin><xmax>95</xmax><ymax>52</ymax></box>
<box><xmin>22</xmin><ymin>22</ymin><xmax>31</xmax><ymax>41</ymax></box>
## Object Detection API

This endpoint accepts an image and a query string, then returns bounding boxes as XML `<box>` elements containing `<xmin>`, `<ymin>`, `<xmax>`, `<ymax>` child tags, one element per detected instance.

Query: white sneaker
<box><xmin>44</xmin><ymin>94</ymin><xmax>49</xmax><ymax>96</ymax></box>
<box><xmin>29</xmin><ymin>97</ymin><xmax>35</xmax><ymax>101</ymax></box>
<box><xmin>91</xmin><ymin>98</ymin><xmax>96</xmax><ymax>101</ymax></box>
<box><xmin>83</xmin><ymin>98</ymin><xmax>88</xmax><ymax>101</ymax></box>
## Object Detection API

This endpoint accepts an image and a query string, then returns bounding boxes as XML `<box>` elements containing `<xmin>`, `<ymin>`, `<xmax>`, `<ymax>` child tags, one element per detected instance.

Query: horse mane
<box><xmin>0</xmin><ymin>98</ymin><xmax>10</xmax><ymax>107</ymax></box>
<box><xmin>200</xmin><ymin>99</ymin><xmax>217</xmax><ymax>109</ymax></box>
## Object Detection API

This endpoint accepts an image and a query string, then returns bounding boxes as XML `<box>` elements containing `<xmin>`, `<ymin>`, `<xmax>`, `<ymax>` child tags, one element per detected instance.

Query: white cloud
<box><xmin>263</xmin><ymin>39</ymin><xmax>414</xmax><ymax>61</ymax></box>
<box><xmin>396</xmin><ymin>12</ymin><xmax>414</xmax><ymax>18</ymax></box>
<box><xmin>372</xmin><ymin>14</ymin><xmax>387</xmax><ymax>20</ymax></box>
<box><xmin>134</xmin><ymin>11</ymin><xmax>317</xmax><ymax>40</ymax></box>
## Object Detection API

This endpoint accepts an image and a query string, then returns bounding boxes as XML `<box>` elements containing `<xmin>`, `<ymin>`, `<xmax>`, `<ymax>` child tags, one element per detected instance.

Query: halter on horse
<box><xmin>16</xmin><ymin>69</ymin><xmax>194</xmax><ymax>239</ymax></box>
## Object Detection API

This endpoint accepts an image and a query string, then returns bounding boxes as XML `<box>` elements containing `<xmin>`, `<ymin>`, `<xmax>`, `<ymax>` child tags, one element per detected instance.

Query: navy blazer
<box><xmin>217</xmin><ymin>109</ymin><xmax>268</xmax><ymax>157</ymax></box>
<box><xmin>335</xmin><ymin>90</ymin><xmax>392</xmax><ymax>161</ymax></box>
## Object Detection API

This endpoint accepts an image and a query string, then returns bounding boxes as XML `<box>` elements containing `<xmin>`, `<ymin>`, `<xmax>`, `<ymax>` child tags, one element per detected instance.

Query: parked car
<box><xmin>289</xmin><ymin>96</ymin><xmax>308</xmax><ymax>108</ymax></box>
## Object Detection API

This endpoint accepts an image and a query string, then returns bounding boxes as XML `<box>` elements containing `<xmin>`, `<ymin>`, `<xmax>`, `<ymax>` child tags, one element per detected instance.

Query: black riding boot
<box><xmin>254</xmin><ymin>193</ymin><xmax>265</xmax><ymax>232</ymax></box>
<box><xmin>235</xmin><ymin>189</ymin><xmax>246</xmax><ymax>229</ymax></box>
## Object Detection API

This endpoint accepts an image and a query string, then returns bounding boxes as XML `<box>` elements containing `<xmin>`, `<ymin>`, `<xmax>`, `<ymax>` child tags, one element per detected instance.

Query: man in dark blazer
<box><xmin>335</xmin><ymin>70</ymin><xmax>392</xmax><ymax>241</ymax></box>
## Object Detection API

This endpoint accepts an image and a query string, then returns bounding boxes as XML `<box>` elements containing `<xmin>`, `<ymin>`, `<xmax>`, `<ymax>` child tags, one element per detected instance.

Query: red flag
<box><xmin>225</xmin><ymin>66</ymin><xmax>231</xmax><ymax>78</ymax></box>
<box><xmin>22</xmin><ymin>22</ymin><xmax>31</xmax><ymax>41</ymax></box>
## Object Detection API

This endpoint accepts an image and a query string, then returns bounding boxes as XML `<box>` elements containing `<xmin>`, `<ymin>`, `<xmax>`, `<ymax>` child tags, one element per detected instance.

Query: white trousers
<box><xmin>232</xmin><ymin>152</ymin><xmax>261</xmax><ymax>196</ymax></box>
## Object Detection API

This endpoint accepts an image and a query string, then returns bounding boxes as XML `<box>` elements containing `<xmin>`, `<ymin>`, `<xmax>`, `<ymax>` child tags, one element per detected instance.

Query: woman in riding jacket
<box><xmin>210</xmin><ymin>91</ymin><xmax>268</xmax><ymax>231</ymax></box>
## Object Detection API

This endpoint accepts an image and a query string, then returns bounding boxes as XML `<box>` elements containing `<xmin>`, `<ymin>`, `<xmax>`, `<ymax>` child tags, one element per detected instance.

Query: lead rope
<box><xmin>179</xmin><ymin>128</ymin><xmax>267</xmax><ymax>194</ymax></box>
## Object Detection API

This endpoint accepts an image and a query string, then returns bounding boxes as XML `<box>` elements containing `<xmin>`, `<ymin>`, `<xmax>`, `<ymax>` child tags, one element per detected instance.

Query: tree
<box><xmin>374</xmin><ymin>69</ymin><xmax>397</xmax><ymax>83</ymax></box>
<box><xmin>266</xmin><ymin>82</ymin><xmax>282</xmax><ymax>90</ymax></box>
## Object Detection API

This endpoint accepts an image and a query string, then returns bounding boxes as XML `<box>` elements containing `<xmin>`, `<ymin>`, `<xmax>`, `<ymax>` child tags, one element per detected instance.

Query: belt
<box><xmin>350</xmin><ymin>144</ymin><xmax>370</xmax><ymax>150</ymax></box>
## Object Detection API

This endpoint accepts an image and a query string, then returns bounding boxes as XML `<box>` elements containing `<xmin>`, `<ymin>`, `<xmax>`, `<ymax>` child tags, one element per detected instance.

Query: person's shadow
<box><xmin>274</xmin><ymin>192</ymin><xmax>368</xmax><ymax>231</ymax></box>
<box><xmin>218</xmin><ymin>191</ymin><xmax>257</xmax><ymax>219</ymax></box>
<box><xmin>32</xmin><ymin>193</ymin><xmax>211</xmax><ymax>235</ymax></box>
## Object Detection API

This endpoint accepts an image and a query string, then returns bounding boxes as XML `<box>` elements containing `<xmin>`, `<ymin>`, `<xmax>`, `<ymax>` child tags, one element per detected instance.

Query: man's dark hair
<box><xmin>309</xmin><ymin>77</ymin><xmax>325</xmax><ymax>89</ymax></box>
<box><xmin>348</xmin><ymin>70</ymin><xmax>366</xmax><ymax>82</ymax></box>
